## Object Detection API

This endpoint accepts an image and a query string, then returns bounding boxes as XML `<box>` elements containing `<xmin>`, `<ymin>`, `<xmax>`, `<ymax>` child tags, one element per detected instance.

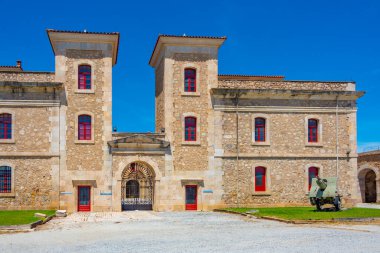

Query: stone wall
<box><xmin>155</xmin><ymin>58</ymin><xmax>165</xmax><ymax>133</ymax></box>
<box><xmin>170</xmin><ymin>53</ymin><xmax>211</xmax><ymax>171</ymax></box>
<box><xmin>221</xmin><ymin>158</ymin><xmax>355</xmax><ymax>206</ymax></box>
<box><xmin>221</xmin><ymin>111</ymin><xmax>352</xmax><ymax>156</ymax></box>
<box><xmin>64</xmin><ymin>50</ymin><xmax>105</xmax><ymax>171</ymax></box>
<box><xmin>0</xmin><ymin>107</ymin><xmax>53</xmax><ymax>153</ymax></box>
<box><xmin>357</xmin><ymin>151</ymin><xmax>380</xmax><ymax>203</ymax></box>
<box><xmin>0</xmin><ymin>72</ymin><xmax>55</xmax><ymax>82</ymax></box>
<box><xmin>0</xmin><ymin>158</ymin><xmax>56</xmax><ymax>210</ymax></box>
<box><xmin>218</xmin><ymin>80</ymin><xmax>355</xmax><ymax>91</ymax></box>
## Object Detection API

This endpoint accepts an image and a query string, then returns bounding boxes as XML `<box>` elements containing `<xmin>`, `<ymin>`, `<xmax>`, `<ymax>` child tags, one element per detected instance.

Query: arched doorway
<box><xmin>121</xmin><ymin>162</ymin><xmax>155</xmax><ymax>210</ymax></box>
<box><xmin>365</xmin><ymin>170</ymin><xmax>377</xmax><ymax>203</ymax></box>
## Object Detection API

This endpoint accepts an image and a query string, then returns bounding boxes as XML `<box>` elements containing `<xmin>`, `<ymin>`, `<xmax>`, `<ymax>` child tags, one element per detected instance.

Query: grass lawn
<box><xmin>224</xmin><ymin>207</ymin><xmax>380</xmax><ymax>221</ymax></box>
<box><xmin>0</xmin><ymin>210</ymin><xmax>55</xmax><ymax>226</ymax></box>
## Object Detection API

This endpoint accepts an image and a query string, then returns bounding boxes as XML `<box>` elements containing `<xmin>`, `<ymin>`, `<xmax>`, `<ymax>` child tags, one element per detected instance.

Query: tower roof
<box><xmin>47</xmin><ymin>29</ymin><xmax>120</xmax><ymax>65</ymax></box>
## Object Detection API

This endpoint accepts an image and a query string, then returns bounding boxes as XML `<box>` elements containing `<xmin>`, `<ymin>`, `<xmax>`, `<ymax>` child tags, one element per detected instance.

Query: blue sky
<box><xmin>1</xmin><ymin>0</ymin><xmax>379</xmax><ymax>152</ymax></box>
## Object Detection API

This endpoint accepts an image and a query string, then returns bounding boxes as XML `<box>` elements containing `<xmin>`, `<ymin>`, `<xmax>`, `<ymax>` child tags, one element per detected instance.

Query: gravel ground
<box><xmin>0</xmin><ymin>211</ymin><xmax>379</xmax><ymax>253</ymax></box>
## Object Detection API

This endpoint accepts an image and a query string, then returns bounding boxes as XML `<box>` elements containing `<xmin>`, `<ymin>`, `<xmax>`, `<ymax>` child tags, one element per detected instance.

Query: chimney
<box><xmin>16</xmin><ymin>60</ymin><xmax>22</xmax><ymax>68</ymax></box>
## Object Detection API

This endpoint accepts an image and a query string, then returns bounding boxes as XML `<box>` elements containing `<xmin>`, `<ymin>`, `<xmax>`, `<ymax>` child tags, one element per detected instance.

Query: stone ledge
<box><xmin>0</xmin><ymin>152</ymin><xmax>60</xmax><ymax>157</ymax></box>
<box><xmin>215</xmin><ymin>153</ymin><xmax>357</xmax><ymax>159</ymax></box>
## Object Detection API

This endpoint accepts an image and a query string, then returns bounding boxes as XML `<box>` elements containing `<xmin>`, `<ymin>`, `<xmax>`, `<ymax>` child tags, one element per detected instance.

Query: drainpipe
<box><xmin>335</xmin><ymin>95</ymin><xmax>339</xmax><ymax>188</ymax></box>
<box><xmin>234</xmin><ymin>92</ymin><xmax>240</xmax><ymax>207</ymax></box>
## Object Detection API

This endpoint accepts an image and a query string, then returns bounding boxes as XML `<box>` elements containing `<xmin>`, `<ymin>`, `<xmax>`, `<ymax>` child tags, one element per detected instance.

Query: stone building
<box><xmin>0</xmin><ymin>30</ymin><xmax>364</xmax><ymax>212</ymax></box>
<box><xmin>358</xmin><ymin>150</ymin><xmax>380</xmax><ymax>203</ymax></box>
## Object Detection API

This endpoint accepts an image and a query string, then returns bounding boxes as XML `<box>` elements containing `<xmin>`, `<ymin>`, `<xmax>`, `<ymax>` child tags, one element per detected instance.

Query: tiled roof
<box><xmin>149</xmin><ymin>34</ymin><xmax>227</xmax><ymax>66</ymax></box>
<box><xmin>46</xmin><ymin>29</ymin><xmax>119</xmax><ymax>35</ymax></box>
<box><xmin>158</xmin><ymin>34</ymin><xmax>227</xmax><ymax>40</ymax></box>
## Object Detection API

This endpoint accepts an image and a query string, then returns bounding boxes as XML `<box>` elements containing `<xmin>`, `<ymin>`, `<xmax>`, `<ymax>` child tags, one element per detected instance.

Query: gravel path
<box><xmin>0</xmin><ymin>211</ymin><xmax>379</xmax><ymax>253</ymax></box>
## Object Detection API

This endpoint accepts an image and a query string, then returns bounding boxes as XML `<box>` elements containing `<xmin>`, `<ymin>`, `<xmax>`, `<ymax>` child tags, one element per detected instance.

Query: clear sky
<box><xmin>1</xmin><ymin>0</ymin><xmax>379</xmax><ymax>152</ymax></box>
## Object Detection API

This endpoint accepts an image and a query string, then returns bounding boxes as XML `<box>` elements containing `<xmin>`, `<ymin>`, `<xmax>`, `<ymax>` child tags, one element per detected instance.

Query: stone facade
<box><xmin>0</xmin><ymin>31</ymin><xmax>364</xmax><ymax>212</ymax></box>
<box><xmin>358</xmin><ymin>151</ymin><xmax>380</xmax><ymax>203</ymax></box>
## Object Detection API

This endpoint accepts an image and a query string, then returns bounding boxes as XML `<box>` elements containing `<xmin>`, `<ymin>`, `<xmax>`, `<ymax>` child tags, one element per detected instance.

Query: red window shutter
<box><xmin>185</xmin><ymin>117</ymin><xmax>196</xmax><ymax>141</ymax></box>
<box><xmin>184</xmin><ymin>69</ymin><xmax>196</xmax><ymax>92</ymax></box>
<box><xmin>78</xmin><ymin>115</ymin><xmax>92</xmax><ymax>140</ymax></box>
<box><xmin>255</xmin><ymin>118</ymin><xmax>266</xmax><ymax>142</ymax></box>
<box><xmin>308</xmin><ymin>167</ymin><xmax>319</xmax><ymax>190</ymax></box>
<box><xmin>78</xmin><ymin>65</ymin><xmax>91</xmax><ymax>90</ymax></box>
<box><xmin>0</xmin><ymin>113</ymin><xmax>12</xmax><ymax>139</ymax></box>
<box><xmin>255</xmin><ymin>167</ymin><xmax>266</xmax><ymax>192</ymax></box>
<box><xmin>308</xmin><ymin>119</ymin><xmax>318</xmax><ymax>142</ymax></box>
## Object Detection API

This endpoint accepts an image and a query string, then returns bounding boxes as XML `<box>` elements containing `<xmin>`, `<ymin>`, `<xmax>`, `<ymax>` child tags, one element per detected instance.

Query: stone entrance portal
<box><xmin>121</xmin><ymin>162</ymin><xmax>155</xmax><ymax>211</ymax></box>
<box><xmin>364</xmin><ymin>170</ymin><xmax>377</xmax><ymax>203</ymax></box>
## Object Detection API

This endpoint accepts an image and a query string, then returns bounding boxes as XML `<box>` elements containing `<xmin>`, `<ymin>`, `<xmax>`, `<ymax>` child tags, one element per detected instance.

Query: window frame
<box><xmin>182</xmin><ymin>113</ymin><xmax>201</xmax><ymax>145</ymax></box>
<box><xmin>254</xmin><ymin>117</ymin><xmax>266</xmax><ymax>142</ymax></box>
<box><xmin>181</xmin><ymin>64</ymin><xmax>200</xmax><ymax>97</ymax></box>
<box><xmin>74</xmin><ymin>61</ymin><xmax>95</xmax><ymax>94</ymax></box>
<box><xmin>254</xmin><ymin>166</ymin><xmax>266</xmax><ymax>192</ymax></box>
<box><xmin>0</xmin><ymin>164</ymin><xmax>15</xmax><ymax>197</ymax></box>
<box><xmin>184</xmin><ymin>68</ymin><xmax>196</xmax><ymax>93</ymax></box>
<box><xmin>75</xmin><ymin>112</ymin><xmax>95</xmax><ymax>144</ymax></box>
<box><xmin>305</xmin><ymin>116</ymin><xmax>323</xmax><ymax>146</ymax></box>
<box><xmin>308</xmin><ymin>166</ymin><xmax>319</xmax><ymax>190</ymax></box>
<box><xmin>78</xmin><ymin>65</ymin><xmax>92</xmax><ymax>90</ymax></box>
<box><xmin>252</xmin><ymin>114</ymin><xmax>270</xmax><ymax>146</ymax></box>
<box><xmin>184</xmin><ymin>116</ymin><xmax>197</xmax><ymax>142</ymax></box>
<box><xmin>78</xmin><ymin>114</ymin><xmax>92</xmax><ymax>141</ymax></box>
<box><xmin>0</xmin><ymin>111</ymin><xmax>15</xmax><ymax>143</ymax></box>
<box><xmin>251</xmin><ymin>164</ymin><xmax>271</xmax><ymax>195</ymax></box>
<box><xmin>308</xmin><ymin>119</ymin><xmax>318</xmax><ymax>143</ymax></box>
<box><xmin>304</xmin><ymin>164</ymin><xmax>323</xmax><ymax>194</ymax></box>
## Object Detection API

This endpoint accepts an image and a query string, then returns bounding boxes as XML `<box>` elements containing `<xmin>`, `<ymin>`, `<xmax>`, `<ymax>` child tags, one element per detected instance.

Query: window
<box><xmin>0</xmin><ymin>166</ymin><xmax>11</xmax><ymax>193</ymax></box>
<box><xmin>255</xmin><ymin>117</ymin><xmax>266</xmax><ymax>142</ymax></box>
<box><xmin>185</xmin><ymin>117</ymin><xmax>196</xmax><ymax>141</ymax></box>
<box><xmin>78</xmin><ymin>65</ymin><xmax>91</xmax><ymax>90</ymax></box>
<box><xmin>0</xmin><ymin>113</ymin><xmax>12</xmax><ymax>139</ymax></box>
<box><xmin>78</xmin><ymin>115</ymin><xmax>92</xmax><ymax>140</ymax></box>
<box><xmin>184</xmin><ymin>68</ymin><xmax>196</xmax><ymax>92</ymax></box>
<box><xmin>308</xmin><ymin>167</ymin><xmax>319</xmax><ymax>190</ymax></box>
<box><xmin>255</xmin><ymin>167</ymin><xmax>266</xmax><ymax>192</ymax></box>
<box><xmin>308</xmin><ymin>119</ymin><xmax>318</xmax><ymax>142</ymax></box>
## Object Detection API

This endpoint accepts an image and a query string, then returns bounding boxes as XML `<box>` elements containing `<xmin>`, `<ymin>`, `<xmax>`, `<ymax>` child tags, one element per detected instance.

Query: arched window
<box><xmin>78</xmin><ymin>65</ymin><xmax>91</xmax><ymax>90</ymax></box>
<box><xmin>308</xmin><ymin>119</ymin><xmax>318</xmax><ymax>143</ymax></box>
<box><xmin>255</xmin><ymin>166</ymin><xmax>266</xmax><ymax>192</ymax></box>
<box><xmin>0</xmin><ymin>166</ymin><xmax>11</xmax><ymax>193</ymax></box>
<box><xmin>126</xmin><ymin>180</ymin><xmax>140</xmax><ymax>198</ymax></box>
<box><xmin>0</xmin><ymin>113</ymin><xmax>12</xmax><ymax>139</ymax></box>
<box><xmin>185</xmin><ymin>116</ymin><xmax>196</xmax><ymax>141</ymax></box>
<box><xmin>78</xmin><ymin>115</ymin><xmax>92</xmax><ymax>140</ymax></box>
<box><xmin>308</xmin><ymin>167</ymin><xmax>319</xmax><ymax>190</ymax></box>
<box><xmin>184</xmin><ymin>68</ymin><xmax>196</xmax><ymax>92</ymax></box>
<box><xmin>255</xmin><ymin>117</ymin><xmax>266</xmax><ymax>142</ymax></box>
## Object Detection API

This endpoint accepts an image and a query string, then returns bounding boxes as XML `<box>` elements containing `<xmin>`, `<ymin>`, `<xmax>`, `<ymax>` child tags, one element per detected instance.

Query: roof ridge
<box><xmin>46</xmin><ymin>29</ymin><xmax>119</xmax><ymax>35</ymax></box>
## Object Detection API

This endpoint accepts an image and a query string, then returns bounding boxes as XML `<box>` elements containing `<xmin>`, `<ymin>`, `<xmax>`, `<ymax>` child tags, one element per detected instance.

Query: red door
<box><xmin>185</xmin><ymin>185</ymin><xmax>197</xmax><ymax>210</ymax></box>
<box><xmin>78</xmin><ymin>186</ymin><xmax>91</xmax><ymax>212</ymax></box>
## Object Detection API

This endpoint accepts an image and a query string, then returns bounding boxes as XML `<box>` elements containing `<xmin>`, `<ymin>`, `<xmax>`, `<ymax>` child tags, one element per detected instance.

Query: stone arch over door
<box><xmin>358</xmin><ymin>166</ymin><xmax>380</xmax><ymax>203</ymax></box>
<box><xmin>121</xmin><ymin>161</ymin><xmax>155</xmax><ymax>211</ymax></box>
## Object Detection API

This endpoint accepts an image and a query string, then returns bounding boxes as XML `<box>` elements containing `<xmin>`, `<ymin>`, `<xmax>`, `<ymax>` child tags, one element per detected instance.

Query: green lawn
<box><xmin>223</xmin><ymin>207</ymin><xmax>380</xmax><ymax>221</ymax></box>
<box><xmin>0</xmin><ymin>210</ymin><xmax>55</xmax><ymax>226</ymax></box>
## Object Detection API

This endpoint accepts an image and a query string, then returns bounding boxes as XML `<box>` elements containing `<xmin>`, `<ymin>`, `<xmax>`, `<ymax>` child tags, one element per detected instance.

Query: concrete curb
<box><xmin>0</xmin><ymin>214</ymin><xmax>55</xmax><ymax>233</ymax></box>
<box><xmin>213</xmin><ymin>209</ymin><xmax>380</xmax><ymax>224</ymax></box>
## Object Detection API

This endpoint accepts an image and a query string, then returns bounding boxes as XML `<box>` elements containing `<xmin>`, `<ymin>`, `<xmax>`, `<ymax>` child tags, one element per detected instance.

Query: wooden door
<box><xmin>185</xmin><ymin>185</ymin><xmax>197</xmax><ymax>210</ymax></box>
<box><xmin>78</xmin><ymin>186</ymin><xmax>91</xmax><ymax>212</ymax></box>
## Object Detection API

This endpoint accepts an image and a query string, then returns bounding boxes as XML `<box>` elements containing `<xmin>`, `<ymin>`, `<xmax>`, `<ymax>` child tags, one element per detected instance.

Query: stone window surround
<box><xmin>305</xmin><ymin>115</ymin><xmax>323</xmax><ymax>147</ymax></box>
<box><xmin>304</xmin><ymin>163</ymin><xmax>323</xmax><ymax>194</ymax></box>
<box><xmin>74</xmin><ymin>111</ymin><xmax>95</xmax><ymax>144</ymax></box>
<box><xmin>182</xmin><ymin>112</ymin><xmax>201</xmax><ymax>145</ymax></box>
<box><xmin>181</xmin><ymin>63</ymin><xmax>200</xmax><ymax>97</ymax></box>
<box><xmin>0</xmin><ymin>109</ymin><xmax>15</xmax><ymax>144</ymax></box>
<box><xmin>73</xmin><ymin>60</ymin><xmax>96</xmax><ymax>94</ymax></box>
<box><xmin>251</xmin><ymin>164</ymin><xmax>271</xmax><ymax>195</ymax></box>
<box><xmin>0</xmin><ymin>163</ymin><xmax>15</xmax><ymax>197</ymax></box>
<box><xmin>251</xmin><ymin>114</ymin><xmax>271</xmax><ymax>146</ymax></box>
